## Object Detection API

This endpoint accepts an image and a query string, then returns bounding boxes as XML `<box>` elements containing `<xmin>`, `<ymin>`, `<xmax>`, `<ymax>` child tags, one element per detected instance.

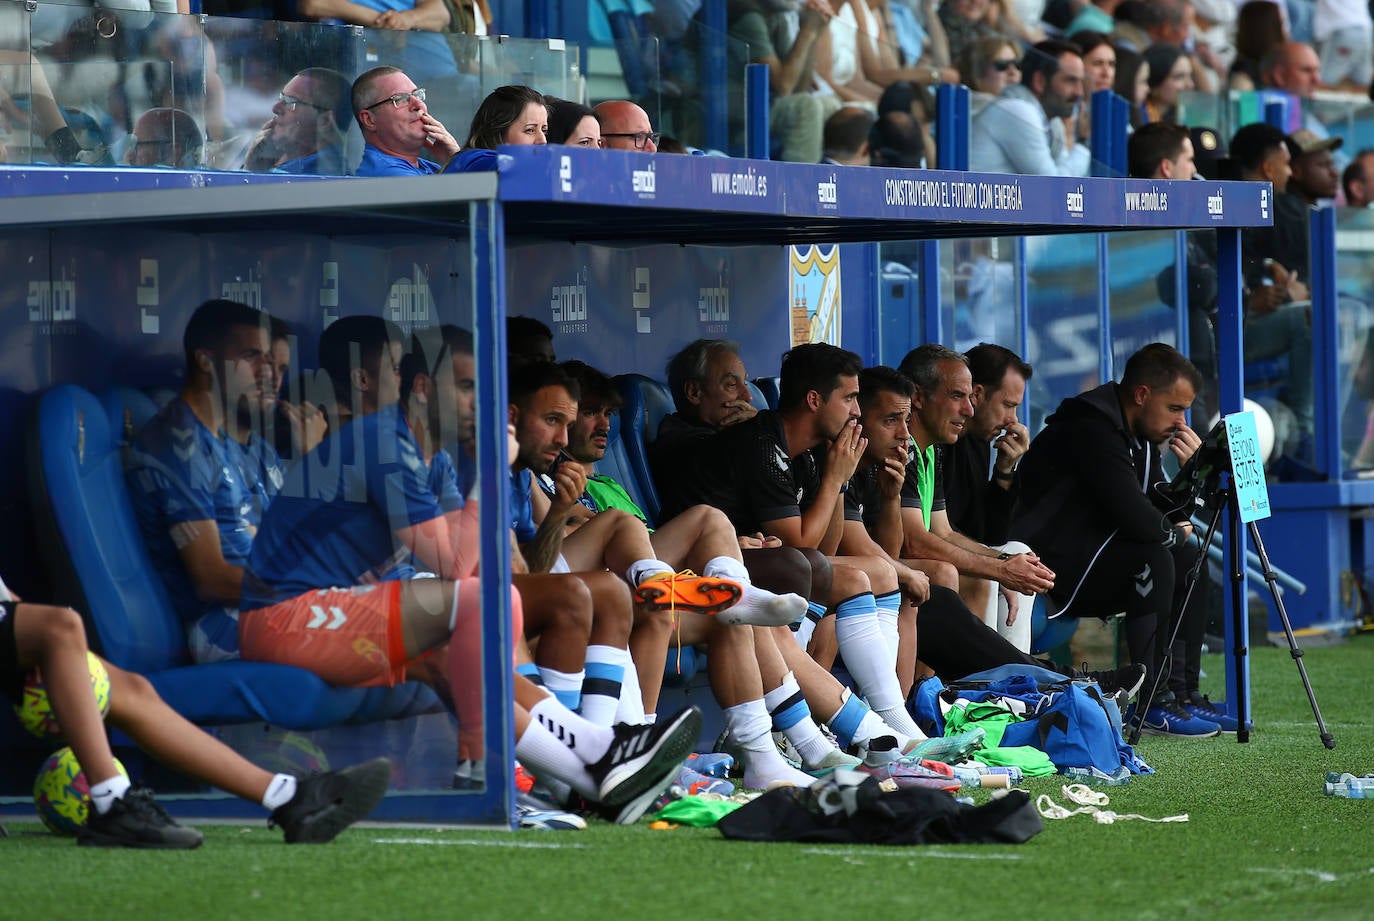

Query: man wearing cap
<box><xmin>1287</xmin><ymin>129</ymin><xmax>1343</xmax><ymax>206</ymax></box>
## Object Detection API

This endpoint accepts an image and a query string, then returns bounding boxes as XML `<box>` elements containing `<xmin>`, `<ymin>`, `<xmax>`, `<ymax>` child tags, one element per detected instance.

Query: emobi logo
<box><xmin>559</xmin><ymin>155</ymin><xmax>572</xmax><ymax>193</ymax></box>
<box><xmin>1065</xmin><ymin>184</ymin><xmax>1084</xmax><ymax>217</ymax></box>
<box><xmin>632</xmin><ymin>161</ymin><xmax>656</xmax><ymax>197</ymax></box>
<box><xmin>1208</xmin><ymin>187</ymin><xmax>1224</xmax><ymax>219</ymax></box>
<box><xmin>551</xmin><ymin>269</ymin><xmax>588</xmax><ymax>324</ymax></box>
<box><xmin>818</xmin><ymin>173</ymin><xmax>838</xmax><ymax>207</ymax></box>
<box><xmin>1260</xmin><ymin>187</ymin><xmax>1270</xmax><ymax>220</ymax></box>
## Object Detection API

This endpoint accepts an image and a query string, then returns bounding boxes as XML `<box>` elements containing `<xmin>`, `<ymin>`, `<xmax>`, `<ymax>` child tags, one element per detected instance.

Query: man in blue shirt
<box><xmin>351</xmin><ymin>66</ymin><xmax>462</xmax><ymax>176</ymax></box>
<box><xmin>242</xmin><ymin>68</ymin><xmax>354</xmax><ymax>176</ymax></box>
<box><xmin>128</xmin><ymin>299</ymin><xmax>284</xmax><ymax>664</ymax></box>
<box><xmin>241</xmin><ymin>316</ymin><xmax>703</xmax><ymax>823</ymax></box>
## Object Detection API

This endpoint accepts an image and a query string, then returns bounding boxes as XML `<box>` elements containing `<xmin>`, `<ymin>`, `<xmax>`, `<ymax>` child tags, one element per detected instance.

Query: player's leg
<box><xmin>648</xmin><ymin>506</ymin><xmax>806</xmax><ymax>626</ymax></box>
<box><xmin>513</xmin><ymin>572</ymin><xmax>593</xmax><ymax>709</ymax></box>
<box><xmin>751</xmin><ymin>625</ymin><xmax>862</xmax><ymax>773</ymax></box>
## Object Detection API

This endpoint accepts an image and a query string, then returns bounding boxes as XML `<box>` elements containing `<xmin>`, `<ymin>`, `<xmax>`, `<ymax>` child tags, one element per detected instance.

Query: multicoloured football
<box><xmin>33</xmin><ymin>746</ymin><xmax>127</xmax><ymax>836</ymax></box>
<box><xmin>14</xmin><ymin>651</ymin><xmax>111</xmax><ymax>740</ymax></box>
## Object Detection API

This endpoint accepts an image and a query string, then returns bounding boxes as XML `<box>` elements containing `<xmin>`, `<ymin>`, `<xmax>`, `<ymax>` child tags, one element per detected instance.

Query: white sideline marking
<box><xmin>800</xmin><ymin>846</ymin><xmax>1023</xmax><ymax>860</ymax></box>
<box><xmin>374</xmin><ymin>837</ymin><xmax>586</xmax><ymax>849</ymax></box>
<box><xmin>1250</xmin><ymin>868</ymin><xmax>1338</xmax><ymax>884</ymax></box>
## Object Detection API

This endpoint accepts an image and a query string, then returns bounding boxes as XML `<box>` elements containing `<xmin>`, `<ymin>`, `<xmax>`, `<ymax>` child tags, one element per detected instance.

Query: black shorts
<box><xmin>0</xmin><ymin>601</ymin><xmax>23</xmax><ymax>702</ymax></box>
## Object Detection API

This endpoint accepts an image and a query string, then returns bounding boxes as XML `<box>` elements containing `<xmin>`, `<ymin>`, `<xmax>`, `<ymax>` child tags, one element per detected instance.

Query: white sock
<box><xmin>763</xmin><ymin>672</ymin><xmax>836</xmax><ymax>769</ymax></box>
<box><xmin>261</xmin><ymin>773</ymin><xmax>298</xmax><ymax>811</ymax></box>
<box><xmin>856</xmin><ymin>707</ymin><xmax>919</xmax><ymax>747</ymax></box>
<box><xmin>516</xmin><ymin>719</ymin><xmax>597</xmax><ymax>800</ymax></box>
<box><xmin>794</xmin><ymin>601</ymin><xmax>826</xmax><ymax>650</ymax></box>
<box><xmin>89</xmin><ymin>774</ymin><xmax>132</xmax><ymax>816</ymax></box>
<box><xmin>537</xmin><ymin>666</ymin><xmax>584</xmax><ymax>711</ymax></box>
<box><xmin>579</xmin><ymin>645</ymin><xmax>629</xmax><ymax>727</ymax></box>
<box><xmin>724</xmin><ymin>698</ymin><xmax>816</xmax><ymax>790</ymax></box>
<box><xmin>704</xmin><ymin>555</ymin><xmax>808</xmax><ymax>627</ymax></box>
<box><xmin>614</xmin><ymin>657</ymin><xmax>647</xmax><ymax>725</ymax></box>
<box><xmin>528</xmin><ymin>695</ymin><xmax>614</xmax><ymax>763</ymax></box>
<box><xmin>874</xmin><ymin>591</ymin><xmax>901</xmax><ymax>671</ymax></box>
<box><xmin>627</xmin><ymin>558</ymin><xmax>676</xmax><ymax>586</ymax></box>
<box><xmin>833</xmin><ymin>594</ymin><xmax>901</xmax><ymax>711</ymax></box>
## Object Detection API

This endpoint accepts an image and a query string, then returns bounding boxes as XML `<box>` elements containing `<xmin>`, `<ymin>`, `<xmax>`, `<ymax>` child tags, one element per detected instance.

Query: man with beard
<box><xmin>128</xmin><ymin>299</ymin><xmax>284</xmax><ymax>664</ymax></box>
<box><xmin>970</xmin><ymin>38</ymin><xmax>1089</xmax><ymax>176</ymax></box>
<box><xmin>242</xmin><ymin>67</ymin><xmax>354</xmax><ymax>175</ymax></box>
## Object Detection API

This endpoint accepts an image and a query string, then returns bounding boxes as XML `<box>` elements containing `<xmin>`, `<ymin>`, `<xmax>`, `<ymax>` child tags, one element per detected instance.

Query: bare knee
<box><xmin>799</xmin><ymin>548</ymin><xmax>833</xmax><ymax>599</ymax></box>
<box><xmin>929</xmin><ymin>561</ymin><xmax>959</xmax><ymax>591</ymax></box>
<box><xmin>38</xmin><ymin>605</ymin><xmax>88</xmax><ymax>651</ymax></box>
<box><xmin>106</xmin><ymin>663</ymin><xmax>159</xmax><ymax>718</ymax></box>
<box><xmin>829</xmin><ymin>563</ymin><xmax>871</xmax><ymax>602</ymax></box>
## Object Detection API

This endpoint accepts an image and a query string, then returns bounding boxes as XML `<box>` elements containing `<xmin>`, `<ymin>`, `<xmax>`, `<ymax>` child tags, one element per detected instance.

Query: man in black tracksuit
<box><xmin>1012</xmin><ymin>343</ymin><xmax>1229</xmax><ymax>738</ymax></box>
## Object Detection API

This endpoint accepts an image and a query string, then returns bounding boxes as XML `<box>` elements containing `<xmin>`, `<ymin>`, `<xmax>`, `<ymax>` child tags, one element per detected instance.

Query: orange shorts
<box><xmin>239</xmin><ymin>583</ymin><xmax>412</xmax><ymax>688</ymax></box>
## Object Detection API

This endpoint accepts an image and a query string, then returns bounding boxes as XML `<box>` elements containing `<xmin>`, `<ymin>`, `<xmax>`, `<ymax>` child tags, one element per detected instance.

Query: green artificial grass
<box><xmin>4</xmin><ymin>638</ymin><xmax>1373</xmax><ymax>921</ymax></box>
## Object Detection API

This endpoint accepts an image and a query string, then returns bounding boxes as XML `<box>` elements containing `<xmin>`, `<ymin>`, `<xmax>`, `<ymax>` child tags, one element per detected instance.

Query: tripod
<box><xmin>1127</xmin><ymin>477</ymin><xmax>1335</xmax><ymax>749</ymax></box>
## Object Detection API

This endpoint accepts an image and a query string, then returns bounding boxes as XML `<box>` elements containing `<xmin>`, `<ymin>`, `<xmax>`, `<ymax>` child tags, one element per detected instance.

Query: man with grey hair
<box><xmin>894</xmin><ymin>344</ymin><xmax>1054</xmax><ymax>604</ymax></box>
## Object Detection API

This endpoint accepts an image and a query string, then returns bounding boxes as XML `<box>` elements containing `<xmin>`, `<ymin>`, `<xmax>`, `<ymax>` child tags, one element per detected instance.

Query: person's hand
<box><xmin>738</xmin><ymin>531</ymin><xmax>782</xmax><ymax>549</ymax></box>
<box><xmin>1000</xmin><ymin>583</ymin><xmax>1019</xmax><ymax>625</ymax></box>
<box><xmin>992</xmin><ymin>421</ymin><xmax>1029</xmax><ymax>471</ymax></box>
<box><xmin>1247</xmin><ymin>282</ymin><xmax>1285</xmax><ymax>317</ymax></box>
<box><xmin>998</xmin><ymin>552</ymin><xmax>1054</xmax><ymax>594</ymax></box>
<box><xmin>563</xmin><ymin>502</ymin><xmax>596</xmax><ymax>527</ymax></box>
<box><xmin>549</xmin><ymin>463</ymin><xmax>588</xmax><ymax>514</ymax></box>
<box><xmin>719</xmin><ymin>399</ymin><xmax>757</xmax><ymax>427</ymax></box>
<box><xmin>374</xmin><ymin>8</ymin><xmax>419</xmax><ymax>29</ymax></box>
<box><xmin>826</xmin><ymin>418</ymin><xmax>867</xmax><ymax>484</ymax></box>
<box><xmin>900</xmin><ymin>567</ymin><xmax>930</xmax><ymax>605</ymax></box>
<box><xmin>800</xmin><ymin>0</ymin><xmax>834</xmax><ymax>29</ymax></box>
<box><xmin>281</xmin><ymin>400</ymin><xmax>326</xmax><ymax>456</ymax></box>
<box><xmin>878</xmin><ymin>439</ymin><xmax>908</xmax><ymax>500</ymax></box>
<box><xmin>1166</xmin><ymin>422</ymin><xmax>1201</xmax><ymax>465</ymax></box>
<box><xmin>418</xmin><ymin>112</ymin><xmax>461</xmax><ymax>162</ymax></box>
<box><xmin>242</xmin><ymin>118</ymin><xmax>279</xmax><ymax>170</ymax></box>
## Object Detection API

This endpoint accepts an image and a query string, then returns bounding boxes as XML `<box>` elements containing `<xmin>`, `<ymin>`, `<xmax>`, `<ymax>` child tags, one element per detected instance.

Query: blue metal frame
<box><xmin>471</xmin><ymin>199</ymin><xmax>519</xmax><ymax>828</ymax></box>
<box><xmin>1096</xmin><ymin>233</ymin><xmax>1112</xmax><ymax>383</ymax></box>
<box><xmin>701</xmin><ymin>0</ymin><xmax>728</xmax><ymax>153</ymax></box>
<box><xmin>746</xmin><ymin>63</ymin><xmax>770</xmax><ymax>160</ymax></box>
<box><xmin>935</xmin><ymin>83</ymin><xmax>970</xmax><ymax>171</ymax></box>
<box><xmin>1310</xmin><ymin>206</ymin><xmax>1340</xmax><ymax>478</ymax></box>
<box><xmin>1215</xmin><ymin>226</ymin><xmax>1251</xmax><ymax>725</ymax></box>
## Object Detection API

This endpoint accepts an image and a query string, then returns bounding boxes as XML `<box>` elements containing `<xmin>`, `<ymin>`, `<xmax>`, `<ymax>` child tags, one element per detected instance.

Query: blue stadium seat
<box><xmin>28</xmin><ymin>384</ymin><xmax>438</xmax><ymax>729</ymax></box>
<box><xmin>752</xmin><ymin>377</ymin><xmax>778</xmax><ymax>410</ymax></box>
<box><xmin>614</xmin><ymin>373</ymin><xmax>675</xmax><ymax>527</ymax></box>
<box><xmin>591</xmin><ymin>398</ymin><xmax>653</xmax><ymax>525</ymax></box>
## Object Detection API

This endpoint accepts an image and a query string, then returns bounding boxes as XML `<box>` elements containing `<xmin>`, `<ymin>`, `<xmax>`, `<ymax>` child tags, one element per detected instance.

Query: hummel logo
<box><xmin>537</xmin><ymin>714</ymin><xmax>576</xmax><ymax>749</ymax></box>
<box><xmin>307</xmin><ymin>605</ymin><xmax>347</xmax><ymax>630</ymax></box>
<box><xmin>1133</xmin><ymin>563</ymin><xmax>1153</xmax><ymax>597</ymax></box>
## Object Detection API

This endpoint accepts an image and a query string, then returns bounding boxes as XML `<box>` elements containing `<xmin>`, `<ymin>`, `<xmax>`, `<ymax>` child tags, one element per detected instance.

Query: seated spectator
<box><xmin>1142</xmin><ymin>43</ymin><xmax>1193</xmax><ymax>124</ymax></box>
<box><xmin>1113</xmin><ymin>44</ymin><xmax>1150</xmax><ymax>126</ymax></box>
<box><xmin>1067</xmin><ymin>31</ymin><xmax>1114</xmax><ymax>142</ymax></box>
<box><xmin>728</xmin><ymin>0</ymin><xmax>841</xmax><ymax>163</ymax></box>
<box><xmin>546</xmin><ymin>98</ymin><xmax>602</xmax><ymax>147</ymax></box>
<box><xmin>242</xmin><ymin>67</ymin><xmax>354</xmax><ymax>175</ymax></box>
<box><xmin>1064</xmin><ymin>0</ymin><xmax>1119</xmax><ymax>38</ymax></box>
<box><xmin>595</xmin><ymin>100</ymin><xmax>661</xmax><ymax>152</ymax></box>
<box><xmin>958</xmin><ymin>34</ymin><xmax>1022</xmax><ymax>115</ymax></box>
<box><xmin>876</xmin><ymin>0</ymin><xmax>959</xmax><ymax>81</ymax></box>
<box><xmin>450</xmin><ymin>85</ymin><xmax>548</xmax><ymax>172</ymax></box>
<box><xmin>852</xmin><ymin>0</ymin><xmax>961</xmax><ymax>90</ymax></box>
<box><xmin>1229</xmin><ymin>0</ymin><xmax>1286</xmax><ymax>91</ymax></box>
<box><xmin>1286</xmin><ymin>129</ymin><xmax>1342</xmax><ymax>205</ymax></box>
<box><xmin>125</xmin><ymin>108</ymin><xmax>203</xmax><ymax>168</ymax></box>
<box><xmin>939</xmin><ymin>0</ymin><xmax>1006</xmax><ymax>69</ymax></box>
<box><xmin>821</xmin><ymin>105</ymin><xmax>875</xmax><ymax>165</ymax></box>
<box><xmin>1260</xmin><ymin>40</ymin><xmax>1341</xmax><ymax>165</ymax></box>
<box><xmin>1343</xmin><ymin>148</ymin><xmax>1374</xmax><ymax>208</ymax></box>
<box><xmin>869</xmin><ymin>110</ymin><xmax>929</xmax><ymax>167</ymax></box>
<box><xmin>351</xmin><ymin>66</ymin><xmax>462</xmax><ymax>176</ymax></box>
<box><xmin>1139</xmin><ymin>0</ymin><xmax>1216</xmax><ymax>92</ymax></box>
<box><xmin>970</xmin><ymin>38</ymin><xmax>1089</xmax><ymax>176</ymax></box>
<box><xmin>296</xmin><ymin>0</ymin><xmax>458</xmax><ymax>84</ymax></box>
<box><xmin>656</xmin><ymin>134</ymin><xmax>690</xmax><ymax>154</ymax></box>
<box><xmin>816</xmin><ymin>0</ymin><xmax>886</xmax><ymax>106</ymax></box>
<box><xmin>1313</xmin><ymin>0</ymin><xmax>1372</xmax><ymax>92</ymax></box>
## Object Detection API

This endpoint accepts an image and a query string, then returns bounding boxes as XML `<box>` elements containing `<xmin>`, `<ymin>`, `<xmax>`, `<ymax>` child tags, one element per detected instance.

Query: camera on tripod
<box><xmin>1154</xmin><ymin>418</ymin><xmax>1232</xmax><ymax>511</ymax></box>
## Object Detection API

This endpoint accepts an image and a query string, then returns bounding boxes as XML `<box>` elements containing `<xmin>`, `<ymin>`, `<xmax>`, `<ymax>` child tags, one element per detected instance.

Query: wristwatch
<box><xmin>997</xmin><ymin>551</ymin><xmax>1013</xmax><ymax>560</ymax></box>
<box><xmin>993</xmin><ymin>468</ymin><xmax>1015</xmax><ymax>482</ymax></box>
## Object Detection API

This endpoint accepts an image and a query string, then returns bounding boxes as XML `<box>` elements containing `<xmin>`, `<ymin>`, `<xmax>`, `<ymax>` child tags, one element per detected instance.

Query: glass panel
<box><xmin>1024</xmin><ymin>233</ymin><xmax>1099</xmax><ymax>432</ymax></box>
<box><xmin>0</xmin><ymin>4</ymin><xmax>35</xmax><ymax>165</ymax></box>
<box><xmin>209</xmin><ymin>18</ymin><xmax>363</xmax><ymax>174</ymax></box>
<box><xmin>671</xmin><ymin>17</ymin><xmax>747</xmax><ymax>156</ymax></box>
<box><xmin>1335</xmin><ymin>207</ymin><xmax>1374</xmax><ymax>473</ymax></box>
<box><xmin>874</xmin><ymin>239</ymin><xmax>926</xmax><ymax>366</ymax></box>
<box><xmin>939</xmin><ymin>236</ymin><xmax>1021</xmax><ymax>354</ymax></box>
<box><xmin>1105</xmin><ymin>229</ymin><xmax>1181</xmax><ymax>372</ymax></box>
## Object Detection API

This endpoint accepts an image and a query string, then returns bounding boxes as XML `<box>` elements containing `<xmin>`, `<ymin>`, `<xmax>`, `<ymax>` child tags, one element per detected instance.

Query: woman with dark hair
<box><xmin>1229</xmin><ymin>0</ymin><xmax>1286</xmax><ymax>91</ymax></box>
<box><xmin>449</xmin><ymin>84</ymin><xmax>548</xmax><ymax>171</ymax></box>
<box><xmin>1142</xmin><ymin>43</ymin><xmax>1193</xmax><ymax>124</ymax></box>
<box><xmin>1114</xmin><ymin>45</ymin><xmax>1150</xmax><ymax>127</ymax></box>
<box><xmin>545</xmin><ymin>97</ymin><xmax>601</xmax><ymax>147</ymax></box>
<box><xmin>1070</xmin><ymin>30</ymin><xmax>1116</xmax><ymax>96</ymax></box>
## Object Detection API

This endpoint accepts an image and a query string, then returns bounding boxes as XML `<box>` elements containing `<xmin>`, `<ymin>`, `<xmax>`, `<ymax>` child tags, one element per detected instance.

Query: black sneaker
<box><xmin>269</xmin><ymin>757</ymin><xmax>392</xmax><ymax>844</ymax></box>
<box><xmin>1082</xmin><ymin>664</ymin><xmax>1147</xmax><ymax>702</ymax></box>
<box><xmin>77</xmin><ymin>786</ymin><xmax>204</xmax><ymax>850</ymax></box>
<box><xmin>586</xmin><ymin>706</ymin><xmax>703</xmax><ymax>807</ymax></box>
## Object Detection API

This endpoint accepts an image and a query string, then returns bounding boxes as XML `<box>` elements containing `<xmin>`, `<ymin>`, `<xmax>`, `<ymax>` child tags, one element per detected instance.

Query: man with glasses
<box><xmin>243</xmin><ymin>68</ymin><xmax>354</xmax><ymax>176</ymax></box>
<box><xmin>351</xmin><ymin>66</ymin><xmax>462</xmax><ymax>176</ymax></box>
<box><xmin>593</xmin><ymin>100</ymin><xmax>660</xmax><ymax>153</ymax></box>
<box><xmin>125</xmin><ymin>107</ymin><xmax>203</xmax><ymax>169</ymax></box>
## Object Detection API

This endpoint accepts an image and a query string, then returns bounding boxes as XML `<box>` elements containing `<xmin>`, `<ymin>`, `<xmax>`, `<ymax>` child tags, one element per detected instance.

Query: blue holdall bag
<box><xmin>910</xmin><ymin>665</ymin><xmax>1151</xmax><ymax>775</ymax></box>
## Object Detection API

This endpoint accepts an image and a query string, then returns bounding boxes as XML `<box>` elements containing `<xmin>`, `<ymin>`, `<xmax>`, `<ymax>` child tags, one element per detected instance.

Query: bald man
<box><xmin>594</xmin><ymin>101</ymin><xmax>660</xmax><ymax>153</ymax></box>
<box><xmin>126</xmin><ymin>108</ymin><xmax>203</xmax><ymax>169</ymax></box>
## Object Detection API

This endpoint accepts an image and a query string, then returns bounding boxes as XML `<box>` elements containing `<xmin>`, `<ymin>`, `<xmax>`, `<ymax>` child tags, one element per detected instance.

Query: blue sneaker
<box><xmin>685</xmin><ymin>752</ymin><xmax>734</xmax><ymax>778</ymax></box>
<box><xmin>1130</xmin><ymin>700</ymin><xmax>1221</xmax><ymax>738</ymax></box>
<box><xmin>1182</xmin><ymin>695</ymin><xmax>1240</xmax><ymax>733</ymax></box>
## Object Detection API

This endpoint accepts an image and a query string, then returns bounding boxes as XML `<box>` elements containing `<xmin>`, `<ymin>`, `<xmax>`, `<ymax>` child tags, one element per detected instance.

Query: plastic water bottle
<box><xmin>1324</xmin><ymin>772</ymin><xmax>1374</xmax><ymax>798</ymax></box>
